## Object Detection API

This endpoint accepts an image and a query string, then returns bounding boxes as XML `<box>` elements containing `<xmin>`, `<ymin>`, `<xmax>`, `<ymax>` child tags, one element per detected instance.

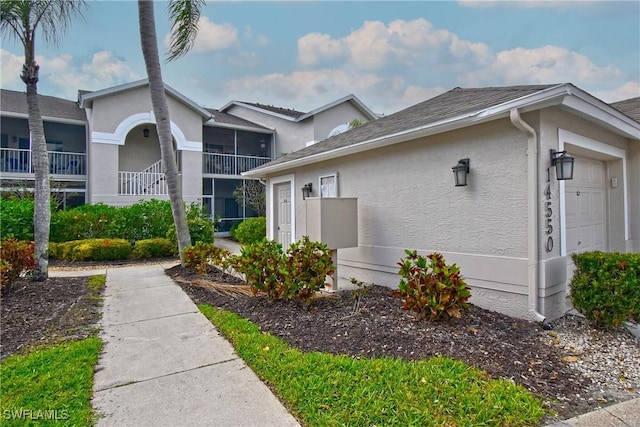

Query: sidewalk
<box><xmin>89</xmin><ymin>263</ymin><xmax>300</xmax><ymax>427</ymax></box>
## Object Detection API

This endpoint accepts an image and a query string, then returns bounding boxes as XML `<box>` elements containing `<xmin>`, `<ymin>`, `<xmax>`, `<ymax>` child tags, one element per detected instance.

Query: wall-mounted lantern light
<box><xmin>143</xmin><ymin>127</ymin><xmax>150</xmax><ymax>138</ymax></box>
<box><xmin>550</xmin><ymin>149</ymin><xmax>575</xmax><ymax>180</ymax></box>
<box><xmin>301</xmin><ymin>183</ymin><xmax>313</xmax><ymax>200</ymax></box>
<box><xmin>452</xmin><ymin>158</ymin><xmax>470</xmax><ymax>187</ymax></box>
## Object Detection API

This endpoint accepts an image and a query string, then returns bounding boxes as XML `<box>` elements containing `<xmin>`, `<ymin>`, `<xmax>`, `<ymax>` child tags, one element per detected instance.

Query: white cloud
<box><xmin>297</xmin><ymin>33</ymin><xmax>346</xmax><ymax>67</ymax></box>
<box><xmin>0</xmin><ymin>49</ymin><xmax>24</xmax><ymax>90</ymax></box>
<box><xmin>593</xmin><ymin>81</ymin><xmax>640</xmax><ymax>103</ymax></box>
<box><xmin>463</xmin><ymin>45</ymin><xmax>624</xmax><ymax>87</ymax></box>
<box><xmin>163</xmin><ymin>16</ymin><xmax>238</xmax><ymax>54</ymax></box>
<box><xmin>46</xmin><ymin>51</ymin><xmax>140</xmax><ymax>98</ymax></box>
<box><xmin>224</xmin><ymin>69</ymin><xmax>408</xmax><ymax>113</ymax></box>
<box><xmin>297</xmin><ymin>18</ymin><xmax>493</xmax><ymax>71</ymax></box>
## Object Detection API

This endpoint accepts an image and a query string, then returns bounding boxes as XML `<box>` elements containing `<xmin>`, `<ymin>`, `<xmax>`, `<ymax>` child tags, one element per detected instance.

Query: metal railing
<box><xmin>0</xmin><ymin>148</ymin><xmax>86</xmax><ymax>175</ymax></box>
<box><xmin>203</xmin><ymin>153</ymin><xmax>271</xmax><ymax>175</ymax></box>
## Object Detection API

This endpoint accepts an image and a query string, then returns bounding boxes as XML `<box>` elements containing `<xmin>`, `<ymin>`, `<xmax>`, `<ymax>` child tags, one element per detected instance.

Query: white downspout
<box><xmin>510</xmin><ymin>108</ymin><xmax>546</xmax><ymax>323</ymax></box>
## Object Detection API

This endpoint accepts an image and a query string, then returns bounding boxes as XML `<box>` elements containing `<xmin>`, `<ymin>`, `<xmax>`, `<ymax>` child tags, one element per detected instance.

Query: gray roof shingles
<box><xmin>204</xmin><ymin>108</ymin><xmax>271</xmax><ymax>130</ymax></box>
<box><xmin>610</xmin><ymin>97</ymin><xmax>640</xmax><ymax>123</ymax></box>
<box><xmin>240</xmin><ymin>102</ymin><xmax>305</xmax><ymax>119</ymax></box>
<box><xmin>1</xmin><ymin>89</ymin><xmax>86</xmax><ymax>122</ymax></box>
<box><xmin>251</xmin><ymin>84</ymin><xmax>558</xmax><ymax>171</ymax></box>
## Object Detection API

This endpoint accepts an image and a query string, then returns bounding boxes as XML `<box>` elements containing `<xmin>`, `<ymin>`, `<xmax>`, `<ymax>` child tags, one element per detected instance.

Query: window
<box><xmin>319</xmin><ymin>172</ymin><xmax>338</xmax><ymax>197</ymax></box>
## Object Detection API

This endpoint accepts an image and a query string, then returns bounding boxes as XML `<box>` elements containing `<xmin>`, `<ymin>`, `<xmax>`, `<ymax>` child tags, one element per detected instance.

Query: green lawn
<box><xmin>1</xmin><ymin>336</ymin><xmax>102</xmax><ymax>426</ymax></box>
<box><xmin>200</xmin><ymin>304</ymin><xmax>548</xmax><ymax>427</ymax></box>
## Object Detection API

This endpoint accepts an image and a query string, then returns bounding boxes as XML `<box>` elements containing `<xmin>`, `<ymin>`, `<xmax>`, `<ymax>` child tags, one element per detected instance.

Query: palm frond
<box><xmin>166</xmin><ymin>0</ymin><xmax>205</xmax><ymax>62</ymax></box>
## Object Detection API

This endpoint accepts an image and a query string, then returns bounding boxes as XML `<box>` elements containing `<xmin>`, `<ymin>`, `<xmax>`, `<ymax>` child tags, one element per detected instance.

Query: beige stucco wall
<box><xmin>267</xmin><ymin>118</ymin><xmax>534</xmax><ymax>318</ymax></box>
<box><xmin>629</xmin><ymin>142</ymin><xmax>640</xmax><ymax>251</ymax></box>
<box><xmin>225</xmin><ymin>105</ymin><xmax>313</xmax><ymax>157</ymax></box>
<box><xmin>88</xmin><ymin>143</ymin><xmax>119</xmax><ymax>203</ymax></box>
<box><xmin>312</xmin><ymin>102</ymin><xmax>369</xmax><ymax>142</ymax></box>
<box><xmin>540</xmin><ymin>107</ymin><xmax>635</xmax><ymax>252</ymax></box>
<box><xmin>86</xmin><ymin>85</ymin><xmax>204</xmax><ymax>205</ymax></box>
<box><xmin>265</xmin><ymin>108</ymin><xmax>638</xmax><ymax>321</ymax></box>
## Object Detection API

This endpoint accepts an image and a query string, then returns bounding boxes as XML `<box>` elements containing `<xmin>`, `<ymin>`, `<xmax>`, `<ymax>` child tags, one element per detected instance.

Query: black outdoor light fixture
<box><xmin>143</xmin><ymin>127</ymin><xmax>150</xmax><ymax>138</ymax></box>
<box><xmin>452</xmin><ymin>158</ymin><xmax>470</xmax><ymax>187</ymax></box>
<box><xmin>550</xmin><ymin>149</ymin><xmax>575</xmax><ymax>180</ymax></box>
<box><xmin>301</xmin><ymin>182</ymin><xmax>313</xmax><ymax>200</ymax></box>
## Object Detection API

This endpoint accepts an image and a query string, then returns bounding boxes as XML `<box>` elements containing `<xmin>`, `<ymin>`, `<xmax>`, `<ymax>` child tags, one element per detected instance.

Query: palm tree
<box><xmin>138</xmin><ymin>0</ymin><xmax>204</xmax><ymax>266</ymax></box>
<box><xmin>0</xmin><ymin>0</ymin><xmax>87</xmax><ymax>280</ymax></box>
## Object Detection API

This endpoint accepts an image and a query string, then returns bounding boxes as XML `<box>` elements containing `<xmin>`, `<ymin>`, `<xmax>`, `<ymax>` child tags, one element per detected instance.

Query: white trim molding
<box><xmin>558</xmin><ymin>129</ymin><xmax>628</xmax><ymax>257</ymax></box>
<box><xmin>267</xmin><ymin>174</ymin><xmax>296</xmax><ymax>243</ymax></box>
<box><xmin>90</xmin><ymin>111</ymin><xmax>202</xmax><ymax>151</ymax></box>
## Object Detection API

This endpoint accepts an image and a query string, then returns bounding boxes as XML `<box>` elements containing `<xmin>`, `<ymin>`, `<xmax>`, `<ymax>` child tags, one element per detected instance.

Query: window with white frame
<box><xmin>319</xmin><ymin>172</ymin><xmax>338</xmax><ymax>197</ymax></box>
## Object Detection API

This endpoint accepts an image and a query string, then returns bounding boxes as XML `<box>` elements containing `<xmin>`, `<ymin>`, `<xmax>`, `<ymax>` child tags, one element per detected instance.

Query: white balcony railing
<box><xmin>118</xmin><ymin>160</ymin><xmax>168</xmax><ymax>196</ymax></box>
<box><xmin>1</xmin><ymin>148</ymin><xmax>86</xmax><ymax>175</ymax></box>
<box><xmin>203</xmin><ymin>153</ymin><xmax>271</xmax><ymax>175</ymax></box>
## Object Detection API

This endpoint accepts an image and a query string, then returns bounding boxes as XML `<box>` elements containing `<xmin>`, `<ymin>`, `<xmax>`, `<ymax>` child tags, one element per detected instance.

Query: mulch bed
<box><xmin>1</xmin><ymin>275</ymin><xmax>103</xmax><ymax>358</ymax></box>
<box><xmin>167</xmin><ymin>264</ymin><xmax>596</xmax><ymax>422</ymax></box>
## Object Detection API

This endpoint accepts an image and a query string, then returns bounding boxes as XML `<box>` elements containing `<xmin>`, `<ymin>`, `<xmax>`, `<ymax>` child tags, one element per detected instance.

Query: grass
<box><xmin>1</xmin><ymin>274</ymin><xmax>106</xmax><ymax>426</ymax></box>
<box><xmin>199</xmin><ymin>304</ymin><xmax>548</xmax><ymax>427</ymax></box>
<box><xmin>0</xmin><ymin>337</ymin><xmax>102</xmax><ymax>426</ymax></box>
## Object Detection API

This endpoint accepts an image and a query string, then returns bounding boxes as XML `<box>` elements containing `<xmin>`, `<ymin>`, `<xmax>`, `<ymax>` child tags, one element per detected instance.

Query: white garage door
<box><xmin>565</xmin><ymin>156</ymin><xmax>607</xmax><ymax>280</ymax></box>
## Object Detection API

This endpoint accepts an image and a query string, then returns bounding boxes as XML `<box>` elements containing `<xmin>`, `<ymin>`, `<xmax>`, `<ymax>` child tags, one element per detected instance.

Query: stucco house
<box><xmin>0</xmin><ymin>79</ymin><xmax>376</xmax><ymax>231</ymax></box>
<box><xmin>244</xmin><ymin>83</ymin><xmax>640</xmax><ymax>322</ymax></box>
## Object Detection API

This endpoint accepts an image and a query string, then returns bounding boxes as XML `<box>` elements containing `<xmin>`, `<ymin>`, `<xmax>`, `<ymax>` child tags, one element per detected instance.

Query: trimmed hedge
<box><xmin>570</xmin><ymin>251</ymin><xmax>640</xmax><ymax>328</ymax></box>
<box><xmin>50</xmin><ymin>239</ymin><xmax>131</xmax><ymax>262</ymax></box>
<box><xmin>132</xmin><ymin>238</ymin><xmax>175</xmax><ymax>258</ymax></box>
<box><xmin>231</xmin><ymin>217</ymin><xmax>266</xmax><ymax>245</ymax></box>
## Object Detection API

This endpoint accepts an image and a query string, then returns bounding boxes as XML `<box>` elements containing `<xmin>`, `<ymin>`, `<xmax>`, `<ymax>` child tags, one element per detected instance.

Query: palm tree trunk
<box><xmin>21</xmin><ymin>43</ymin><xmax>50</xmax><ymax>281</ymax></box>
<box><xmin>138</xmin><ymin>0</ymin><xmax>191</xmax><ymax>265</ymax></box>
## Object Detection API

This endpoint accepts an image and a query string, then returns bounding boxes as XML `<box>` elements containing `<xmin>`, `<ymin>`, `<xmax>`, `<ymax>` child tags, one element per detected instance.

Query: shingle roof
<box><xmin>249</xmin><ymin>84</ymin><xmax>558</xmax><ymax>171</ymax></box>
<box><xmin>239</xmin><ymin>102</ymin><xmax>305</xmax><ymax>118</ymax></box>
<box><xmin>1</xmin><ymin>89</ymin><xmax>86</xmax><ymax>122</ymax></box>
<box><xmin>610</xmin><ymin>97</ymin><xmax>640</xmax><ymax>123</ymax></box>
<box><xmin>204</xmin><ymin>108</ymin><xmax>272</xmax><ymax>130</ymax></box>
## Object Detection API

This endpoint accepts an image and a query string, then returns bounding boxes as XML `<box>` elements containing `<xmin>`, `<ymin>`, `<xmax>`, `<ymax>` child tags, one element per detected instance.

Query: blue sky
<box><xmin>1</xmin><ymin>0</ymin><xmax>638</xmax><ymax>115</ymax></box>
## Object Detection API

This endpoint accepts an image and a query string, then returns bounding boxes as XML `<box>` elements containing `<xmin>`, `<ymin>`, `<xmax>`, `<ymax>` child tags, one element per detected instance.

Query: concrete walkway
<box><xmin>88</xmin><ymin>263</ymin><xmax>300</xmax><ymax>427</ymax></box>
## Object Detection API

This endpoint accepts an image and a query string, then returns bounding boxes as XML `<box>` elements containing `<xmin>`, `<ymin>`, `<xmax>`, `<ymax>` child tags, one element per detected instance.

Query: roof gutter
<box><xmin>510</xmin><ymin>108</ymin><xmax>546</xmax><ymax>323</ymax></box>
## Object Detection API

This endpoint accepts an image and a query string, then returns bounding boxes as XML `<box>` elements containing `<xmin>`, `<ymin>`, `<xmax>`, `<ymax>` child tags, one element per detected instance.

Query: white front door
<box><xmin>565</xmin><ymin>156</ymin><xmax>607</xmax><ymax>280</ymax></box>
<box><xmin>276</xmin><ymin>183</ymin><xmax>292</xmax><ymax>248</ymax></box>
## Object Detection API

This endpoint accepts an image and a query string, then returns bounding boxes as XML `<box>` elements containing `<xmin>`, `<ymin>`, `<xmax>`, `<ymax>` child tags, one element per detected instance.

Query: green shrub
<box><xmin>0</xmin><ymin>199</ymin><xmax>34</xmax><ymax>241</ymax></box>
<box><xmin>132</xmin><ymin>238</ymin><xmax>175</xmax><ymax>259</ymax></box>
<box><xmin>570</xmin><ymin>251</ymin><xmax>640</xmax><ymax>328</ymax></box>
<box><xmin>109</xmin><ymin>199</ymin><xmax>174</xmax><ymax>241</ymax></box>
<box><xmin>393</xmin><ymin>250</ymin><xmax>471</xmax><ymax>321</ymax></box>
<box><xmin>282</xmin><ymin>236</ymin><xmax>334</xmax><ymax>304</ymax></box>
<box><xmin>231</xmin><ymin>217</ymin><xmax>266</xmax><ymax>245</ymax></box>
<box><xmin>183</xmin><ymin>242</ymin><xmax>231</xmax><ymax>274</ymax></box>
<box><xmin>166</xmin><ymin>217</ymin><xmax>215</xmax><ymax>252</ymax></box>
<box><xmin>50</xmin><ymin>203</ymin><xmax>118</xmax><ymax>242</ymax></box>
<box><xmin>0</xmin><ymin>239</ymin><xmax>35</xmax><ymax>292</ymax></box>
<box><xmin>230</xmin><ymin>239</ymin><xmax>285</xmax><ymax>300</ymax></box>
<box><xmin>49</xmin><ymin>240</ymin><xmax>86</xmax><ymax>260</ymax></box>
<box><xmin>230</xmin><ymin>237</ymin><xmax>334</xmax><ymax>304</ymax></box>
<box><xmin>70</xmin><ymin>239</ymin><xmax>131</xmax><ymax>262</ymax></box>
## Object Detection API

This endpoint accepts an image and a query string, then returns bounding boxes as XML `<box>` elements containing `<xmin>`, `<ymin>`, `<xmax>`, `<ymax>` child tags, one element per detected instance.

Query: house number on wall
<box><xmin>544</xmin><ymin>167</ymin><xmax>553</xmax><ymax>252</ymax></box>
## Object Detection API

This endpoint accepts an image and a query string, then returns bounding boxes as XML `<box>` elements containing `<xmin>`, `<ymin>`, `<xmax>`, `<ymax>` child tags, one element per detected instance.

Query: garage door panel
<box><xmin>565</xmin><ymin>155</ymin><xmax>607</xmax><ymax>282</ymax></box>
<box><xmin>566</xmin><ymin>227</ymin><xmax>580</xmax><ymax>253</ymax></box>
